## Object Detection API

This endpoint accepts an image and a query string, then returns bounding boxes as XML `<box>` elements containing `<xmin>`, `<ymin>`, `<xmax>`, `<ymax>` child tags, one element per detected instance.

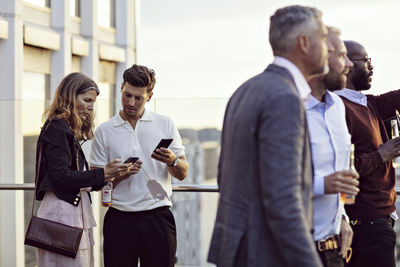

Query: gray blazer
<box><xmin>208</xmin><ymin>65</ymin><xmax>322</xmax><ymax>267</ymax></box>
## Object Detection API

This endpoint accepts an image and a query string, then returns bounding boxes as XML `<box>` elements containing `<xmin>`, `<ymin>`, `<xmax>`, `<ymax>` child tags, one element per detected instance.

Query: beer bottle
<box><xmin>340</xmin><ymin>144</ymin><xmax>356</xmax><ymax>204</ymax></box>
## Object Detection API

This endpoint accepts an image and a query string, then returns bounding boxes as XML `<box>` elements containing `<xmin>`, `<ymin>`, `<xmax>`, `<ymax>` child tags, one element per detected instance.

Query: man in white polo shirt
<box><xmin>90</xmin><ymin>64</ymin><xmax>189</xmax><ymax>267</ymax></box>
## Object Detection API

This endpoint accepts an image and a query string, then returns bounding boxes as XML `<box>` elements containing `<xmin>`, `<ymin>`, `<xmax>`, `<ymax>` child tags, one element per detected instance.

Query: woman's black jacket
<box><xmin>35</xmin><ymin>118</ymin><xmax>105</xmax><ymax>206</ymax></box>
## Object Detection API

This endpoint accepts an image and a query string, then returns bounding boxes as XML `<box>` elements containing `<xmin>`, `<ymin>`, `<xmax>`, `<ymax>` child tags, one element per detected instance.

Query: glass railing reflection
<box><xmin>172</xmin><ymin>190</ymin><xmax>217</xmax><ymax>267</ymax></box>
<box><xmin>153</xmin><ymin>98</ymin><xmax>225</xmax><ymax>266</ymax></box>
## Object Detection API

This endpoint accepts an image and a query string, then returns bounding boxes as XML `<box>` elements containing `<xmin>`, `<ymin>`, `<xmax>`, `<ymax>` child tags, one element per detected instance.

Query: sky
<box><xmin>137</xmin><ymin>0</ymin><xmax>400</xmax><ymax>128</ymax></box>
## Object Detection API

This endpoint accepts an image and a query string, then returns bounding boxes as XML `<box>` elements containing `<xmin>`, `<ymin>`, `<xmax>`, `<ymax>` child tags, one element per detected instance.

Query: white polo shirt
<box><xmin>90</xmin><ymin>109</ymin><xmax>185</xmax><ymax>211</ymax></box>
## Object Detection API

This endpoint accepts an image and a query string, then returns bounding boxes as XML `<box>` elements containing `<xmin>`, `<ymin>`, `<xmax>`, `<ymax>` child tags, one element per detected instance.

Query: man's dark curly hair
<box><xmin>122</xmin><ymin>64</ymin><xmax>156</xmax><ymax>93</ymax></box>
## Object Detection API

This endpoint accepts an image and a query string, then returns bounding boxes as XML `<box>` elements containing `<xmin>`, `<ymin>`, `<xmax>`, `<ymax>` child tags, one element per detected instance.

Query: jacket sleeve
<box><xmin>344</xmin><ymin>105</ymin><xmax>385</xmax><ymax>177</ymax></box>
<box><xmin>354</xmin><ymin>150</ymin><xmax>384</xmax><ymax>177</ymax></box>
<box><xmin>369</xmin><ymin>89</ymin><xmax>400</xmax><ymax>120</ymax></box>
<box><xmin>259</xmin><ymin>91</ymin><xmax>322</xmax><ymax>267</ymax></box>
<box><xmin>43</xmin><ymin>121</ymin><xmax>105</xmax><ymax>191</ymax></box>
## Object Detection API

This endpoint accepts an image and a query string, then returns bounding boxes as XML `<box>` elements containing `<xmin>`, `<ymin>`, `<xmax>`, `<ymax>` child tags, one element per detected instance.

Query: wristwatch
<box><xmin>168</xmin><ymin>156</ymin><xmax>178</xmax><ymax>167</ymax></box>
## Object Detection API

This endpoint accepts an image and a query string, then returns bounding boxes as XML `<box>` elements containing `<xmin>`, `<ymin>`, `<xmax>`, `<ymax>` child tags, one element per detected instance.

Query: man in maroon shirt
<box><xmin>335</xmin><ymin>40</ymin><xmax>400</xmax><ymax>267</ymax></box>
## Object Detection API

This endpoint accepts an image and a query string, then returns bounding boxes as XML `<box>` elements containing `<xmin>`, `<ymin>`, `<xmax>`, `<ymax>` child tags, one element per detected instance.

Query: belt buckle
<box><xmin>317</xmin><ymin>239</ymin><xmax>326</xmax><ymax>252</ymax></box>
<box><xmin>327</xmin><ymin>239</ymin><xmax>334</xmax><ymax>250</ymax></box>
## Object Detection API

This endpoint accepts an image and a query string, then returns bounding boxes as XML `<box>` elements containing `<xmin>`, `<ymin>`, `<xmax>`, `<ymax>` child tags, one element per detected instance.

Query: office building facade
<box><xmin>0</xmin><ymin>0</ymin><xmax>136</xmax><ymax>266</ymax></box>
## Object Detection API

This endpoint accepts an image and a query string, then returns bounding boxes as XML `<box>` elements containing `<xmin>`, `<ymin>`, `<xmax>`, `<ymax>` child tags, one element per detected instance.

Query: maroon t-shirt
<box><xmin>340</xmin><ymin>90</ymin><xmax>400</xmax><ymax>219</ymax></box>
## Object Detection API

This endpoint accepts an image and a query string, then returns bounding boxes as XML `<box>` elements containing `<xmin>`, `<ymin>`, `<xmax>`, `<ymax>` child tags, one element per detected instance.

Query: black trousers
<box><xmin>346</xmin><ymin>217</ymin><xmax>396</xmax><ymax>267</ymax></box>
<box><xmin>103</xmin><ymin>206</ymin><xmax>177</xmax><ymax>267</ymax></box>
<box><xmin>318</xmin><ymin>248</ymin><xmax>344</xmax><ymax>267</ymax></box>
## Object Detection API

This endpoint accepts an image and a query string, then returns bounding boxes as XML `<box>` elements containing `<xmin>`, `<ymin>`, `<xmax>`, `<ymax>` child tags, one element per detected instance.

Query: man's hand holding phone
<box><xmin>152</xmin><ymin>147</ymin><xmax>177</xmax><ymax>165</ymax></box>
<box><xmin>151</xmin><ymin>139</ymin><xmax>177</xmax><ymax>166</ymax></box>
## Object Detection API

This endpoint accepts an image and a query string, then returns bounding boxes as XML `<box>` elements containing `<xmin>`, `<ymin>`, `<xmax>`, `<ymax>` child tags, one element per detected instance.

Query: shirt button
<box><xmin>74</xmin><ymin>201</ymin><xmax>78</xmax><ymax>205</ymax></box>
<box><xmin>75</xmin><ymin>197</ymin><xmax>79</xmax><ymax>201</ymax></box>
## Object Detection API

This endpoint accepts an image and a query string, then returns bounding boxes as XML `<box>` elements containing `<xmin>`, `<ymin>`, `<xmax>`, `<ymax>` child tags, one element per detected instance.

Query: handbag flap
<box><xmin>25</xmin><ymin>216</ymin><xmax>83</xmax><ymax>258</ymax></box>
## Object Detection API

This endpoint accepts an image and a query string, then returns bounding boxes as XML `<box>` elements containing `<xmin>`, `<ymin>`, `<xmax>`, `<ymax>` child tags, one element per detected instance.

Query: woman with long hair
<box><xmin>34</xmin><ymin>72</ymin><xmax>131</xmax><ymax>266</ymax></box>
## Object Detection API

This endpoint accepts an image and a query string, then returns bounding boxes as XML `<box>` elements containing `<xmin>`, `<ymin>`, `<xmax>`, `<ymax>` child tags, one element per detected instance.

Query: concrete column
<box><xmin>0</xmin><ymin>0</ymin><xmax>25</xmax><ymax>266</ymax></box>
<box><xmin>81</xmin><ymin>0</ymin><xmax>99</xmax><ymax>81</ymax></box>
<box><xmin>115</xmin><ymin>0</ymin><xmax>137</xmax><ymax>112</ymax></box>
<box><xmin>50</xmin><ymin>0</ymin><xmax>71</xmax><ymax>98</ymax></box>
<box><xmin>80</xmin><ymin>2</ymin><xmax>101</xmax><ymax>266</ymax></box>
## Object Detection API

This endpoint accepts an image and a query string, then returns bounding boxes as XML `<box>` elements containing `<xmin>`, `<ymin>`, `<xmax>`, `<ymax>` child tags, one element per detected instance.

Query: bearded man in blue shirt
<box><xmin>307</xmin><ymin>27</ymin><xmax>360</xmax><ymax>267</ymax></box>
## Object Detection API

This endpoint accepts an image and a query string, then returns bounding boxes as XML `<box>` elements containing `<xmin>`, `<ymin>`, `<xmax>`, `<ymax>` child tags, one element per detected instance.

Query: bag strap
<box><xmin>31</xmin><ymin>138</ymin><xmax>44</xmax><ymax>216</ymax></box>
<box><xmin>31</xmin><ymin>121</ymin><xmax>85</xmax><ymax>229</ymax></box>
<box><xmin>74</xmin><ymin>142</ymin><xmax>85</xmax><ymax>227</ymax></box>
<box><xmin>31</xmin><ymin>119</ymin><xmax>51</xmax><ymax>216</ymax></box>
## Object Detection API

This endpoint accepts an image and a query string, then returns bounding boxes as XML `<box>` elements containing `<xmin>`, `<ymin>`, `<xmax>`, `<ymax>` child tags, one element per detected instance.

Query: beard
<box><xmin>325</xmin><ymin>70</ymin><xmax>346</xmax><ymax>91</ymax></box>
<box><xmin>352</xmin><ymin>67</ymin><xmax>372</xmax><ymax>91</ymax></box>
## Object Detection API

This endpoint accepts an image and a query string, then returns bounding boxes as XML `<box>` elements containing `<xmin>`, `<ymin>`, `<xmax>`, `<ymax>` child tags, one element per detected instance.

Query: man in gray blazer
<box><xmin>208</xmin><ymin>5</ymin><xmax>328</xmax><ymax>267</ymax></box>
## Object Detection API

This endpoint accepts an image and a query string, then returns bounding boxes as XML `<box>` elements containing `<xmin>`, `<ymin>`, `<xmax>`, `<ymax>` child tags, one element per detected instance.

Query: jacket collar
<box><xmin>270</xmin><ymin>56</ymin><xmax>311</xmax><ymax>103</ymax></box>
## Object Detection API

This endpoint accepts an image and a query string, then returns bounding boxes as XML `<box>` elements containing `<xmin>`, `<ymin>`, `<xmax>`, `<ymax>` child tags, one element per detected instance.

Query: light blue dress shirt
<box><xmin>335</xmin><ymin>88</ymin><xmax>367</xmax><ymax>106</ymax></box>
<box><xmin>306</xmin><ymin>91</ymin><xmax>352</xmax><ymax>241</ymax></box>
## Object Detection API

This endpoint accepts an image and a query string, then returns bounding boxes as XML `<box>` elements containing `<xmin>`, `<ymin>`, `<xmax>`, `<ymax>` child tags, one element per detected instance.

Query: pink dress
<box><xmin>35</xmin><ymin>187</ymin><xmax>97</xmax><ymax>267</ymax></box>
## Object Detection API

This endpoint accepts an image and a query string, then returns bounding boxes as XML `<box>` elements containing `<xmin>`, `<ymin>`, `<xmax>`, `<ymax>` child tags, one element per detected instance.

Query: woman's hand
<box><xmin>104</xmin><ymin>159</ymin><xmax>132</xmax><ymax>179</ymax></box>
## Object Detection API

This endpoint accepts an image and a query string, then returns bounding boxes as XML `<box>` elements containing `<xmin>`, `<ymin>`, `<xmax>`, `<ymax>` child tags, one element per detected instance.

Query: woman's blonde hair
<box><xmin>44</xmin><ymin>72</ymin><xmax>100</xmax><ymax>140</ymax></box>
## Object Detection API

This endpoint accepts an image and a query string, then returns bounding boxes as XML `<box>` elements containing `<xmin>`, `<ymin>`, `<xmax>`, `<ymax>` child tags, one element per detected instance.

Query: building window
<box><xmin>24</xmin><ymin>0</ymin><xmax>50</xmax><ymax>8</ymax></box>
<box><xmin>96</xmin><ymin>82</ymin><xmax>115</xmax><ymax>126</ymax></box>
<box><xmin>98</xmin><ymin>60</ymin><xmax>116</xmax><ymax>123</ymax></box>
<box><xmin>22</xmin><ymin>72</ymin><xmax>50</xmax><ymax>136</ymax></box>
<box><xmin>98</xmin><ymin>0</ymin><xmax>115</xmax><ymax>28</ymax></box>
<box><xmin>70</xmin><ymin>0</ymin><xmax>81</xmax><ymax>17</ymax></box>
<box><xmin>71</xmin><ymin>55</ymin><xmax>81</xmax><ymax>72</ymax></box>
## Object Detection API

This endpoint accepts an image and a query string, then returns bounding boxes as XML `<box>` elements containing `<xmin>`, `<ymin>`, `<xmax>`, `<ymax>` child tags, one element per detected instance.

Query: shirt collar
<box><xmin>272</xmin><ymin>56</ymin><xmax>311</xmax><ymax>103</ymax></box>
<box><xmin>335</xmin><ymin>88</ymin><xmax>367</xmax><ymax>106</ymax></box>
<box><xmin>112</xmin><ymin>109</ymin><xmax>153</xmax><ymax>127</ymax></box>
<box><xmin>306</xmin><ymin>91</ymin><xmax>335</xmax><ymax>110</ymax></box>
<box><xmin>140</xmin><ymin>109</ymin><xmax>153</xmax><ymax>121</ymax></box>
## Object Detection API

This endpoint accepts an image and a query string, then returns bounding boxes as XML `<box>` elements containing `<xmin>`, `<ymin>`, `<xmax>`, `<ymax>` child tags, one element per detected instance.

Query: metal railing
<box><xmin>0</xmin><ymin>183</ymin><xmax>219</xmax><ymax>192</ymax></box>
<box><xmin>1</xmin><ymin>183</ymin><xmax>400</xmax><ymax>194</ymax></box>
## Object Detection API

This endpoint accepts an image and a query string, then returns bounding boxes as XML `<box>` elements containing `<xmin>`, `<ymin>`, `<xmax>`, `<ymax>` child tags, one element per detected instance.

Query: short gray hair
<box><xmin>269</xmin><ymin>5</ymin><xmax>322</xmax><ymax>54</ymax></box>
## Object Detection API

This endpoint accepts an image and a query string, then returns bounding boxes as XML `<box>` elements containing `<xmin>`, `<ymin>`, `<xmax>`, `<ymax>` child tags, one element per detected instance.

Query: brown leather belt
<box><xmin>315</xmin><ymin>235</ymin><xmax>339</xmax><ymax>252</ymax></box>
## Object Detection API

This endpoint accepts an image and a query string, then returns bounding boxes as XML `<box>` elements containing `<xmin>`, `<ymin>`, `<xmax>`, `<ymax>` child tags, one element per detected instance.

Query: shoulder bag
<box><xmin>24</xmin><ymin>130</ymin><xmax>84</xmax><ymax>258</ymax></box>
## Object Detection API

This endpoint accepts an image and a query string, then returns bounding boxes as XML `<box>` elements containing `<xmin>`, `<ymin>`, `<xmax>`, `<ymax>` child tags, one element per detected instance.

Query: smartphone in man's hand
<box><xmin>153</xmin><ymin>139</ymin><xmax>173</xmax><ymax>153</ymax></box>
<box><xmin>124</xmin><ymin>157</ymin><xmax>139</xmax><ymax>164</ymax></box>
